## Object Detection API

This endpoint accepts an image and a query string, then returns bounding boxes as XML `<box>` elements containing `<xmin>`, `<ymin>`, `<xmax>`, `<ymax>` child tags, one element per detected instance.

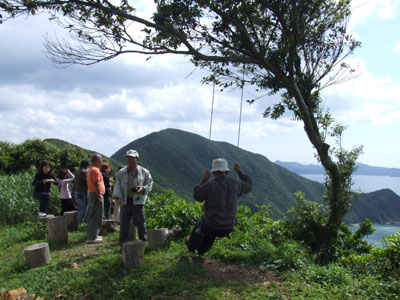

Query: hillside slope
<box><xmin>45</xmin><ymin>138</ymin><xmax>122</xmax><ymax>171</ymax></box>
<box><xmin>345</xmin><ymin>189</ymin><xmax>400</xmax><ymax>224</ymax></box>
<box><xmin>111</xmin><ymin>128</ymin><xmax>325</xmax><ymax>217</ymax></box>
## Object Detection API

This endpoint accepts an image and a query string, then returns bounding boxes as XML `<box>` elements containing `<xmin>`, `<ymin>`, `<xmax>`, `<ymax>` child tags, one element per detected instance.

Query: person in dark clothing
<box><xmin>33</xmin><ymin>160</ymin><xmax>58</xmax><ymax>217</ymax></box>
<box><xmin>74</xmin><ymin>159</ymin><xmax>89</xmax><ymax>223</ymax></box>
<box><xmin>100</xmin><ymin>163</ymin><xmax>112</xmax><ymax>219</ymax></box>
<box><xmin>186</xmin><ymin>158</ymin><xmax>252</xmax><ymax>255</ymax></box>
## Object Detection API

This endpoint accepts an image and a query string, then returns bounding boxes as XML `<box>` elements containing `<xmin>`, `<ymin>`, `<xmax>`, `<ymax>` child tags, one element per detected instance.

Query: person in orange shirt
<box><xmin>86</xmin><ymin>153</ymin><xmax>106</xmax><ymax>243</ymax></box>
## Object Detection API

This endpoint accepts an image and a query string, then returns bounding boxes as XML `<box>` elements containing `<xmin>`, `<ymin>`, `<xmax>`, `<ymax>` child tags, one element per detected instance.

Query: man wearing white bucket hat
<box><xmin>186</xmin><ymin>158</ymin><xmax>252</xmax><ymax>255</ymax></box>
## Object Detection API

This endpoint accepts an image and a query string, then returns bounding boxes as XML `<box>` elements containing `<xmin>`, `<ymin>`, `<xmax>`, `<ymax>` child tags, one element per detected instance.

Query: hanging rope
<box><xmin>237</xmin><ymin>68</ymin><xmax>245</xmax><ymax>147</ymax></box>
<box><xmin>206</xmin><ymin>81</ymin><xmax>216</xmax><ymax>169</ymax></box>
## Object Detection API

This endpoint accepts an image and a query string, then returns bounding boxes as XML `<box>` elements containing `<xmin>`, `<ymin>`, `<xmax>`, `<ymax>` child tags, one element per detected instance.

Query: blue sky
<box><xmin>0</xmin><ymin>0</ymin><xmax>399</xmax><ymax>168</ymax></box>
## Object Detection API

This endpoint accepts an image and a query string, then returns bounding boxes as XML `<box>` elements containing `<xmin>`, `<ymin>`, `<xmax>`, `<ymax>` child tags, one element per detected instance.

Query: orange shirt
<box><xmin>87</xmin><ymin>166</ymin><xmax>105</xmax><ymax>195</ymax></box>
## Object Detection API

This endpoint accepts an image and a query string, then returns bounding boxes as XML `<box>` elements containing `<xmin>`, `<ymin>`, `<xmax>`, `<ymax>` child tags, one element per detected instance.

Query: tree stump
<box><xmin>24</xmin><ymin>243</ymin><xmax>51</xmax><ymax>268</ymax></box>
<box><xmin>129</xmin><ymin>221</ymin><xmax>137</xmax><ymax>241</ymax></box>
<box><xmin>122</xmin><ymin>241</ymin><xmax>145</xmax><ymax>268</ymax></box>
<box><xmin>64</xmin><ymin>211</ymin><xmax>78</xmax><ymax>232</ymax></box>
<box><xmin>148</xmin><ymin>228</ymin><xmax>168</xmax><ymax>250</ymax></box>
<box><xmin>100</xmin><ymin>219</ymin><xmax>118</xmax><ymax>235</ymax></box>
<box><xmin>48</xmin><ymin>215</ymin><xmax>68</xmax><ymax>244</ymax></box>
<box><xmin>36</xmin><ymin>215</ymin><xmax>55</xmax><ymax>224</ymax></box>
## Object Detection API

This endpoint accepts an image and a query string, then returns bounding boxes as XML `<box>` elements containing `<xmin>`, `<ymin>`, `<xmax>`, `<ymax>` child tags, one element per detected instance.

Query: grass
<box><xmin>1</xmin><ymin>223</ymin><xmax>399</xmax><ymax>300</ymax></box>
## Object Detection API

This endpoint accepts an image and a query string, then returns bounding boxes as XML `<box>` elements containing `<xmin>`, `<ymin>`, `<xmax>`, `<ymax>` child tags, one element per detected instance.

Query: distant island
<box><xmin>275</xmin><ymin>161</ymin><xmax>400</xmax><ymax>177</ymax></box>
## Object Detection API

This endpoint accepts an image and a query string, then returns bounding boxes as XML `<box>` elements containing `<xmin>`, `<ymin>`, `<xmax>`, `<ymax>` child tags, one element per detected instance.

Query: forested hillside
<box><xmin>111</xmin><ymin>128</ymin><xmax>325</xmax><ymax>217</ymax></box>
<box><xmin>1</xmin><ymin>130</ymin><xmax>399</xmax><ymax>223</ymax></box>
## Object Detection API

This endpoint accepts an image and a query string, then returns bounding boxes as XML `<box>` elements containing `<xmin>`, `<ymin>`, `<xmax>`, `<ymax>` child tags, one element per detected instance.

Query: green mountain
<box><xmin>44</xmin><ymin>138</ymin><xmax>121</xmax><ymax>171</ymax></box>
<box><xmin>44</xmin><ymin>130</ymin><xmax>400</xmax><ymax>223</ymax></box>
<box><xmin>111</xmin><ymin>128</ymin><xmax>325</xmax><ymax>217</ymax></box>
<box><xmin>345</xmin><ymin>189</ymin><xmax>400</xmax><ymax>224</ymax></box>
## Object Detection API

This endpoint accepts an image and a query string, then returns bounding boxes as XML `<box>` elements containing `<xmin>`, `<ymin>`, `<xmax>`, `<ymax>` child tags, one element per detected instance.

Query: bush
<box><xmin>284</xmin><ymin>192</ymin><xmax>374</xmax><ymax>262</ymax></box>
<box><xmin>211</xmin><ymin>205</ymin><xmax>309</xmax><ymax>270</ymax></box>
<box><xmin>0</xmin><ymin>170</ymin><xmax>60</xmax><ymax>224</ymax></box>
<box><xmin>145</xmin><ymin>190</ymin><xmax>202</xmax><ymax>236</ymax></box>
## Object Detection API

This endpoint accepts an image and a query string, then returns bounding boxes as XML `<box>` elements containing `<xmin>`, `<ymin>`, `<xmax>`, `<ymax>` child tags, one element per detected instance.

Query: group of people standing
<box><xmin>32</xmin><ymin>149</ymin><xmax>252</xmax><ymax>255</ymax></box>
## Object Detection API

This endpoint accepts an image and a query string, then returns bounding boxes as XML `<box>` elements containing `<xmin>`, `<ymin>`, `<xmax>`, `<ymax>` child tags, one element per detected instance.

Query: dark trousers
<box><xmin>187</xmin><ymin>217</ymin><xmax>232</xmax><ymax>255</ymax></box>
<box><xmin>34</xmin><ymin>192</ymin><xmax>50</xmax><ymax>214</ymax></box>
<box><xmin>60</xmin><ymin>198</ymin><xmax>75</xmax><ymax>215</ymax></box>
<box><xmin>103</xmin><ymin>196</ymin><xmax>111</xmax><ymax>219</ymax></box>
<box><xmin>119</xmin><ymin>203</ymin><xmax>147</xmax><ymax>246</ymax></box>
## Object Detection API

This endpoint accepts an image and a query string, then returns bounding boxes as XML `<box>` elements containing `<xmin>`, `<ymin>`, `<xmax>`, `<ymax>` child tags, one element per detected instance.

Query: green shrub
<box><xmin>211</xmin><ymin>205</ymin><xmax>309</xmax><ymax>270</ymax></box>
<box><xmin>145</xmin><ymin>190</ymin><xmax>202</xmax><ymax>236</ymax></box>
<box><xmin>284</xmin><ymin>192</ymin><xmax>374</xmax><ymax>262</ymax></box>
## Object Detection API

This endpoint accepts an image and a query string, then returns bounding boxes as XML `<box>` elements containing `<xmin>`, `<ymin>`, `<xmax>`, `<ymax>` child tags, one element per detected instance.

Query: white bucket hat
<box><xmin>210</xmin><ymin>158</ymin><xmax>230</xmax><ymax>172</ymax></box>
<box><xmin>125</xmin><ymin>149</ymin><xmax>139</xmax><ymax>158</ymax></box>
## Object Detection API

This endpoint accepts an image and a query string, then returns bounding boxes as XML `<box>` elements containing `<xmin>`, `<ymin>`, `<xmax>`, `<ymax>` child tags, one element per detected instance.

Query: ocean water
<box><xmin>300</xmin><ymin>174</ymin><xmax>400</xmax><ymax>196</ymax></box>
<box><xmin>349</xmin><ymin>224</ymin><xmax>400</xmax><ymax>247</ymax></box>
<box><xmin>300</xmin><ymin>174</ymin><xmax>400</xmax><ymax>246</ymax></box>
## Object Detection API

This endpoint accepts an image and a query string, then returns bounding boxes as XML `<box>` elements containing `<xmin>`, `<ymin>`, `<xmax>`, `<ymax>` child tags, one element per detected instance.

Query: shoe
<box><xmin>96</xmin><ymin>236</ymin><xmax>103</xmax><ymax>240</ymax></box>
<box><xmin>87</xmin><ymin>238</ymin><xmax>102</xmax><ymax>244</ymax></box>
<box><xmin>38</xmin><ymin>212</ymin><xmax>47</xmax><ymax>217</ymax></box>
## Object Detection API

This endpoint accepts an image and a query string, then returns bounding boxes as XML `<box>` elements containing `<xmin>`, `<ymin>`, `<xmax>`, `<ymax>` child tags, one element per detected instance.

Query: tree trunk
<box><xmin>122</xmin><ymin>241</ymin><xmax>145</xmax><ymax>268</ymax></box>
<box><xmin>291</xmin><ymin>83</ymin><xmax>348</xmax><ymax>257</ymax></box>
<box><xmin>24</xmin><ymin>242</ymin><xmax>51</xmax><ymax>268</ymax></box>
<box><xmin>100</xmin><ymin>219</ymin><xmax>118</xmax><ymax>235</ymax></box>
<box><xmin>64</xmin><ymin>211</ymin><xmax>78</xmax><ymax>232</ymax></box>
<box><xmin>37</xmin><ymin>215</ymin><xmax>55</xmax><ymax>224</ymax></box>
<box><xmin>48</xmin><ymin>215</ymin><xmax>68</xmax><ymax>244</ymax></box>
<box><xmin>148</xmin><ymin>228</ymin><xmax>168</xmax><ymax>250</ymax></box>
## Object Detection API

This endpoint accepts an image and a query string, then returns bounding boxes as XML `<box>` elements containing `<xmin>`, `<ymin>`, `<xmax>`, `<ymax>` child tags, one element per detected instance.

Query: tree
<box><xmin>1</xmin><ymin>0</ymin><xmax>362</xmax><ymax>261</ymax></box>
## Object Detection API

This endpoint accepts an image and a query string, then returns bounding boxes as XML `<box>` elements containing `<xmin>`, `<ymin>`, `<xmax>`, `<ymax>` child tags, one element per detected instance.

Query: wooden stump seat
<box><xmin>24</xmin><ymin>242</ymin><xmax>51</xmax><ymax>268</ymax></box>
<box><xmin>48</xmin><ymin>215</ymin><xmax>68</xmax><ymax>244</ymax></box>
<box><xmin>122</xmin><ymin>241</ymin><xmax>145</xmax><ymax>268</ymax></box>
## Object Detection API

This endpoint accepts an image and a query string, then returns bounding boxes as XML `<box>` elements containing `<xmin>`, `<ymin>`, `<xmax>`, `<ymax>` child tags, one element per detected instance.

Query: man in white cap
<box><xmin>113</xmin><ymin>149</ymin><xmax>153</xmax><ymax>246</ymax></box>
<box><xmin>186</xmin><ymin>158</ymin><xmax>252</xmax><ymax>255</ymax></box>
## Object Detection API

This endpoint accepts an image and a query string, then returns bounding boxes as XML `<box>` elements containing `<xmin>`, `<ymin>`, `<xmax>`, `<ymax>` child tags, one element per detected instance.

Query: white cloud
<box><xmin>350</xmin><ymin>0</ymin><xmax>397</xmax><ymax>29</ymax></box>
<box><xmin>394</xmin><ymin>41</ymin><xmax>400</xmax><ymax>52</ymax></box>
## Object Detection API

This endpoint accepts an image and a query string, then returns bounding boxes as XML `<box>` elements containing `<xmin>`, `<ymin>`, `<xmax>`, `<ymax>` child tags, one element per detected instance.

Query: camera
<box><xmin>131</xmin><ymin>186</ymin><xmax>140</xmax><ymax>193</ymax></box>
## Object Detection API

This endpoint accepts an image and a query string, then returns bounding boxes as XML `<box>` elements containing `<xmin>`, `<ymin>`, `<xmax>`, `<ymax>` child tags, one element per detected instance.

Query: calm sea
<box><xmin>300</xmin><ymin>174</ymin><xmax>400</xmax><ymax>196</ymax></box>
<box><xmin>300</xmin><ymin>174</ymin><xmax>400</xmax><ymax>247</ymax></box>
<box><xmin>349</xmin><ymin>224</ymin><xmax>400</xmax><ymax>247</ymax></box>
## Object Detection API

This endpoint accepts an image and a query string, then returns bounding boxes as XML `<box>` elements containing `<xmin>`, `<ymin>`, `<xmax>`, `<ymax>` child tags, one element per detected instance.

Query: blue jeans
<box><xmin>75</xmin><ymin>191</ymin><xmax>88</xmax><ymax>223</ymax></box>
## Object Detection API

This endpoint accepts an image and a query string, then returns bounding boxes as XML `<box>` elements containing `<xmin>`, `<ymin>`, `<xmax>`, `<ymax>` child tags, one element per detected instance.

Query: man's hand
<box><xmin>136</xmin><ymin>185</ymin><xmax>145</xmax><ymax>193</ymax></box>
<box><xmin>202</xmin><ymin>169</ymin><xmax>211</xmax><ymax>181</ymax></box>
<box><xmin>234</xmin><ymin>162</ymin><xmax>241</xmax><ymax>173</ymax></box>
<box><xmin>117</xmin><ymin>197</ymin><xmax>124</xmax><ymax>206</ymax></box>
<box><xmin>97</xmin><ymin>196</ymin><xmax>103</xmax><ymax>204</ymax></box>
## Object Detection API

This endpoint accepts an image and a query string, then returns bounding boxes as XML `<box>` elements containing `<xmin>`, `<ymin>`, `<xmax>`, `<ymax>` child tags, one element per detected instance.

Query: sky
<box><xmin>0</xmin><ymin>0</ymin><xmax>399</xmax><ymax>168</ymax></box>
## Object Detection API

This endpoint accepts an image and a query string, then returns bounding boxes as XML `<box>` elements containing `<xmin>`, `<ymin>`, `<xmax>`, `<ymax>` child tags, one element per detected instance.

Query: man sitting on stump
<box><xmin>186</xmin><ymin>158</ymin><xmax>252</xmax><ymax>255</ymax></box>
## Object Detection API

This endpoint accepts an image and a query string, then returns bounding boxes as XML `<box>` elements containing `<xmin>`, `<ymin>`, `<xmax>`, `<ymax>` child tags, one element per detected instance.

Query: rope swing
<box><xmin>237</xmin><ymin>68</ymin><xmax>245</xmax><ymax>148</ymax></box>
<box><xmin>206</xmin><ymin>67</ymin><xmax>245</xmax><ymax>169</ymax></box>
<box><xmin>206</xmin><ymin>81</ymin><xmax>216</xmax><ymax>169</ymax></box>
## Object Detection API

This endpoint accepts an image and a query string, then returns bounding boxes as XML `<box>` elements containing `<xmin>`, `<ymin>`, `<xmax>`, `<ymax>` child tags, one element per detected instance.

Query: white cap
<box><xmin>125</xmin><ymin>149</ymin><xmax>139</xmax><ymax>158</ymax></box>
<box><xmin>210</xmin><ymin>158</ymin><xmax>230</xmax><ymax>172</ymax></box>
